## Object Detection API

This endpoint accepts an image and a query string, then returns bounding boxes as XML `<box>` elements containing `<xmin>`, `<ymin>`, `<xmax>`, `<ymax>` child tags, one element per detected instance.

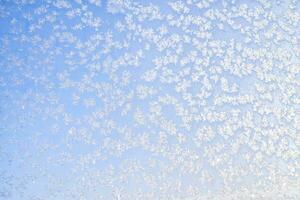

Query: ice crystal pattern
<box><xmin>0</xmin><ymin>0</ymin><xmax>300</xmax><ymax>199</ymax></box>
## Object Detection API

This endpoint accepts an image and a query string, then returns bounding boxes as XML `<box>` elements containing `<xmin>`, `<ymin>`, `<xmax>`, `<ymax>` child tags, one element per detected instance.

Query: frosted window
<box><xmin>0</xmin><ymin>0</ymin><xmax>299</xmax><ymax>199</ymax></box>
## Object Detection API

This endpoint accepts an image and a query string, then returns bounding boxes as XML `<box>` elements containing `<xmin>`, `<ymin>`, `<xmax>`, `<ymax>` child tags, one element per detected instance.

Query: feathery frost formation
<box><xmin>0</xmin><ymin>0</ymin><xmax>299</xmax><ymax>199</ymax></box>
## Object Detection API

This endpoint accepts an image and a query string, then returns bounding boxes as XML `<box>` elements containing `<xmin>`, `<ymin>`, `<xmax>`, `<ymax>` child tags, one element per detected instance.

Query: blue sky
<box><xmin>0</xmin><ymin>0</ymin><xmax>299</xmax><ymax>199</ymax></box>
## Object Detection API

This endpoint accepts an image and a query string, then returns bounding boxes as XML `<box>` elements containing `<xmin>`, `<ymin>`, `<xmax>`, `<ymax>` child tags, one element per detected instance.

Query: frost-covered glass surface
<box><xmin>0</xmin><ymin>0</ymin><xmax>299</xmax><ymax>199</ymax></box>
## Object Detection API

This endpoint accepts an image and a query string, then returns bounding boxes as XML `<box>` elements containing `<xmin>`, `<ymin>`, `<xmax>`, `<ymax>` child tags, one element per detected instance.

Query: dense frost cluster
<box><xmin>0</xmin><ymin>0</ymin><xmax>299</xmax><ymax>199</ymax></box>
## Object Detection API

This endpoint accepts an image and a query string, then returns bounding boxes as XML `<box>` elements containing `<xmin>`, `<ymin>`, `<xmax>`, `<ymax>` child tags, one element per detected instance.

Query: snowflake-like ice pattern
<box><xmin>0</xmin><ymin>0</ymin><xmax>299</xmax><ymax>199</ymax></box>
